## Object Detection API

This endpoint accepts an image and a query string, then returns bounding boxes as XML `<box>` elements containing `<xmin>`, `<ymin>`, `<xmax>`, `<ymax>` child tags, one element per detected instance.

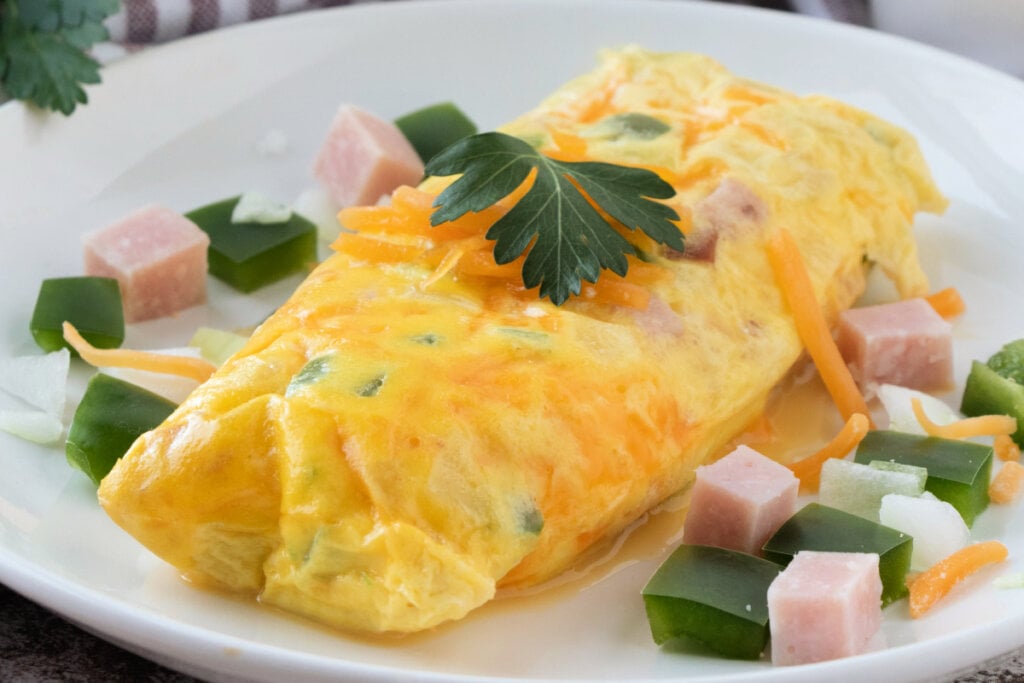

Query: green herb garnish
<box><xmin>425</xmin><ymin>132</ymin><xmax>683</xmax><ymax>305</ymax></box>
<box><xmin>0</xmin><ymin>0</ymin><xmax>121</xmax><ymax>115</ymax></box>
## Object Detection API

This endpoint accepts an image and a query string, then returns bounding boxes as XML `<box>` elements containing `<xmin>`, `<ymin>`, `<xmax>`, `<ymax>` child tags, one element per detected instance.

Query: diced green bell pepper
<box><xmin>962</xmin><ymin>360</ymin><xmax>1024</xmax><ymax>448</ymax></box>
<box><xmin>65</xmin><ymin>373</ymin><xmax>176</xmax><ymax>485</ymax></box>
<box><xmin>395</xmin><ymin>102</ymin><xmax>477</xmax><ymax>163</ymax></box>
<box><xmin>584</xmin><ymin>112</ymin><xmax>671</xmax><ymax>141</ymax></box>
<box><xmin>762</xmin><ymin>503</ymin><xmax>912</xmax><ymax>605</ymax></box>
<box><xmin>186</xmin><ymin>196</ymin><xmax>317</xmax><ymax>293</ymax></box>
<box><xmin>30</xmin><ymin>277</ymin><xmax>124</xmax><ymax>353</ymax></box>
<box><xmin>986</xmin><ymin>339</ymin><xmax>1024</xmax><ymax>386</ymax></box>
<box><xmin>854</xmin><ymin>430</ymin><xmax>992</xmax><ymax>526</ymax></box>
<box><xmin>642</xmin><ymin>544</ymin><xmax>781</xmax><ymax>659</ymax></box>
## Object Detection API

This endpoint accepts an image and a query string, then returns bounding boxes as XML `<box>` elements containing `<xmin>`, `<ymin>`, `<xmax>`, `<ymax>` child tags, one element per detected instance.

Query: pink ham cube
<box><xmin>83</xmin><ymin>205</ymin><xmax>209</xmax><ymax>323</ymax></box>
<box><xmin>837</xmin><ymin>298</ymin><xmax>953</xmax><ymax>395</ymax></box>
<box><xmin>313</xmin><ymin>105</ymin><xmax>424</xmax><ymax>208</ymax></box>
<box><xmin>682</xmin><ymin>445</ymin><xmax>798</xmax><ymax>555</ymax></box>
<box><xmin>768</xmin><ymin>551</ymin><xmax>883</xmax><ymax>666</ymax></box>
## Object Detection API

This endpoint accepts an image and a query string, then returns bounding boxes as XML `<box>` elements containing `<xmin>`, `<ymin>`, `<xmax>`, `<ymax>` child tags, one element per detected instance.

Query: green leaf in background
<box><xmin>0</xmin><ymin>0</ymin><xmax>122</xmax><ymax>115</ymax></box>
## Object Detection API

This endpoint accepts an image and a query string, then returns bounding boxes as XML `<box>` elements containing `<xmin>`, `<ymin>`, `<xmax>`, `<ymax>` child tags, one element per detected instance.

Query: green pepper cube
<box><xmin>762</xmin><ymin>503</ymin><xmax>912</xmax><ymax>605</ymax></box>
<box><xmin>642</xmin><ymin>544</ymin><xmax>781</xmax><ymax>659</ymax></box>
<box><xmin>30</xmin><ymin>277</ymin><xmax>124</xmax><ymax>353</ymax></box>
<box><xmin>854</xmin><ymin>430</ymin><xmax>992</xmax><ymax>526</ymax></box>
<box><xmin>962</xmin><ymin>360</ymin><xmax>1024</xmax><ymax>448</ymax></box>
<box><xmin>66</xmin><ymin>373</ymin><xmax>176</xmax><ymax>485</ymax></box>
<box><xmin>395</xmin><ymin>102</ymin><xmax>477</xmax><ymax>163</ymax></box>
<box><xmin>584</xmin><ymin>112</ymin><xmax>672</xmax><ymax>141</ymax></box>
<box><xmin>186</xmin><ymin>196</ymin><xmax>317</xmax><ymax>292</ymax></box>
<box><xmin>986</xmin><ymin>339</ymin><xmax>1024</xmax><ymax>386</ymax></box>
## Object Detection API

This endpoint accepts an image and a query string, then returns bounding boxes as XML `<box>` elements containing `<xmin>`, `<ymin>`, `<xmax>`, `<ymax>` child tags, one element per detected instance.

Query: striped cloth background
<box><xmin>99</xmin><ymin>0</ymin><xmax>870</xmax><ymax>49</ymax></box>
<box><xmin>105</xmin><ymin>0</ymin><xmax>378</xmax><ymax>45</ymax></box>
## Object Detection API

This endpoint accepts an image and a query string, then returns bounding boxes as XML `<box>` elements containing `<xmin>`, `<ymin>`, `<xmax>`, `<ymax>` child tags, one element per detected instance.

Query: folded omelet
<box><xmin>99</xmin><ymin>48</ymin><xmax>946</xmax><ymax>633</ymax></box>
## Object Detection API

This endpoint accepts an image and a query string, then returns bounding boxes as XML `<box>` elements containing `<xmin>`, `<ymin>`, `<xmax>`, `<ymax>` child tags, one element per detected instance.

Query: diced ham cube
<box><xmin>672</xmin><ymin>178</ymin><xmax>768</xmax><ymax>261</ymax></box>
<box><xmin>682</xmin><ymin>444</ymin><xmax>798</xmax><ymax>555</ymax></box>
<box><xmin>630</xmin><ymin>294</ymin><xmax>684</xmax><ymax>337</ymax></box>
<box><xmin>837</xmin><ymin>298</ymin><xmax>953</xmax><ymax>396</ymax></box>
<box><xmin>768</xmin><ymin>551</ymin><xmax>883</xmax><ymax>666</ymax></box>
<box><xmin>313</xmin><ymin>105</ymin><xmax>424</xmax><ymax>208</ymax></box>
<box><xmin>83</xmin><ymin>205</ymin><xmax>209</xmax><ymax>323</ymax></box>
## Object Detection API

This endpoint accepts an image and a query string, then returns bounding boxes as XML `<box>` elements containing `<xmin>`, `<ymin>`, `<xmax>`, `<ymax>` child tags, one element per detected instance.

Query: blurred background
<box><xmin>95</xmin><ymin>0</ymin><xmax>1023</xmax><ymax>76</ymax></box>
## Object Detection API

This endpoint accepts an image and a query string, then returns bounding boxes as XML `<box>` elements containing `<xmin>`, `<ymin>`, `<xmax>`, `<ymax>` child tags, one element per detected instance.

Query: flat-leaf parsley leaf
<box><xmin>425</xmin><ymin>132</ymin><xmax>683</xmax><ymax>305</ymax></box>
<box><xmin>0</xmin><ymin>0</ymin><xmax>121</xmax><ymax>115</ymax></box>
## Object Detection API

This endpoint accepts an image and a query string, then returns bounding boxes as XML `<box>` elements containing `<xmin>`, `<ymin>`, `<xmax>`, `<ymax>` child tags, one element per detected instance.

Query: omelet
<box><xmin>98</xmin><ymin>48</ymin><xmax>946</xmax><ymax>633</ymax></box>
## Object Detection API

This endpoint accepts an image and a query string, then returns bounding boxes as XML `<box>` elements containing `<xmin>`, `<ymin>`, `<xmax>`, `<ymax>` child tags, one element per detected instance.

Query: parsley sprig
<box><xmin>0</xmin><ymin>0</ymin><xmax>122</xmax><ymax>115</ymax></box>
<box><xmin>426</xmin><ymin>132</ymin><xmax>683</xmax><ymax>305</ymax></box>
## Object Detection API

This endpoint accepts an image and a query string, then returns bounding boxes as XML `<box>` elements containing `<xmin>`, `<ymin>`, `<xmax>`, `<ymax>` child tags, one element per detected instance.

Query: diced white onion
<box><xmin>876</xmin><ymin>383</ymin><xmax>960</xmax><ymax>435</ymax></box>
<box><xmin>189</xmin><ymin>327</ymin><xmax>248</xmax><ymax>366</ymax></box>
<box><xmin>994</xmin><ymin>572</ymin><xmax>1024</xmax><ymax>589</ymax></box>
<box><xmin>293</xmin><ymin>186</ymin><xmax>342</xmax><ymax>242</ymax></box>
<box><xmin>879</xmin><ymin>492</ymin><xmax>970</xmax><ymax>571</ymax></box>
<box><xmin>255</xmin><ymin>129</ymin><xmax>289</xmax><ymax>157</ymax></box>
<box><xmin>0</xmin><ymin>349</ymin><xmax>70</xmax><ymax>418</ymax></box>
<box><xmin>0</xmin><ymin>410</ymin><xmax>64</xmax><ymax>445</ymax></box>
<box><xmin>231</xmin><ymin>190</ymin><xmax>292</xmax><ymax>224</ymax></box>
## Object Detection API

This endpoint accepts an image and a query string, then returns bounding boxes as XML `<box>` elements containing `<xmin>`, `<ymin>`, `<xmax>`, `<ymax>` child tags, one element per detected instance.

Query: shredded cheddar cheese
<box><xmin>333</xmin><ymin>170</ymin><xmax>663</xmax><ymax>311</ymax></box>
<box><xmin>995</xmin><ymin>433</ymin><xmax>1022</xmax><ymax>462</ymax></box>
<box><xmin>911</xmin><ymin>397</ymin><xmax>1017</xmax><ymax>439</ymax></box>
<box><xmin>908</xmin><ymin>541</ymin><xmax>1009</xmax><ymax>618</ymax></box>
<box><xmin>766</xmin><ymin>228</ymin><xmax>871</xmax><ymax>424</ymax></box>
<box><xmin>787</xmin><ymin>413</ymin><xmax>870</xmax><ymax>493</ymax></box>
<box><xmin>925</xmin><ymin>287</ymin><xmax>966</xmax><ymax>320</ymax></box>
<box><xmin>990</xmin><ymin>461</ymin><xmax>1024</xmax><ymax>504</ymax></box>
<box><xmin>62</xmin><ymin>322</ymin><xmax>216</xmax><ymax>382</ymax></box>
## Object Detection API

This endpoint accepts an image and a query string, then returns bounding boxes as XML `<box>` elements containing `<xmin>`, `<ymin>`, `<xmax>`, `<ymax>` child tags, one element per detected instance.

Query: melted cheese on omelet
<box><xmin>98</xmin><ymin>48</ymin><xmax>945</xmax><ymax>633</ymax></box>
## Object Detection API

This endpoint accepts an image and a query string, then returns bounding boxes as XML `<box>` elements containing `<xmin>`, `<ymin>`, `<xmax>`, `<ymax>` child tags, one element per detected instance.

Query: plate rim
<box><xmin>3</xmin><ymin>1</ymin><xmax>1024</xmax><ymax>681</ymax></box>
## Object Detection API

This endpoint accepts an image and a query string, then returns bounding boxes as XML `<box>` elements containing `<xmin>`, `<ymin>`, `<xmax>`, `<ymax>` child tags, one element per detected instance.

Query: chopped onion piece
<box><xmin>0</xmin><ymin>349</ymin><xmax>70</xmax><ymax>418</ymax></box>
<box><xmin>994</xmin><ymin>572</ymin><xmax>1024</xmax><ymax>589</ymax></box>
<box><xmin>877</xmin><ymin>383</ymin><xmax>960</xmax><ymax>435</ymax></box>
<box><xmin>879</xmin><ymin>492</ymin><xmax>969</xmax><ymax>571</ymax></box>
<box><xmin>293</xmin><ymin>186</ymin><xmax>342</xmax><ymax>242</ymax></box>
<box><xmin>0</xmin><ymin>409</ymin><xmax>64</xmax><ymax>444</ymax></box>
<box><xmin>231</xmin><ymin>191</ymin><xmax>292</xmax><ymax>224</ymax></box>
<box><xmin>189</xmin><ymin>327</ymin><xmax>248</xmax><ymax>366</ymax></box>
<box><xmin>255</xmin><ymin>129</ymin><xmax>289</xmax><ymax>157</ymax></box>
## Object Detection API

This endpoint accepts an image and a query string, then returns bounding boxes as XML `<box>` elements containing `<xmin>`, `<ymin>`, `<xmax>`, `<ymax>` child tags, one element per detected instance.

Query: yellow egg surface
<box><xmin>99</xmin><ymin>47</ymin><xmax>946</xmax><ymax>633</ymax></box>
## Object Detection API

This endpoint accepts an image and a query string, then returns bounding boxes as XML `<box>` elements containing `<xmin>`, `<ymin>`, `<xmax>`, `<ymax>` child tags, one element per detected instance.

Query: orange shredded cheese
<box><xmin>335</xmin><ymin>153</ymin><xmax>667</xmax><ymax>311</ymax></box>
<box><xmin>766</xmin><ymin>228</ymin><xmax>872</xmax><ymax>424</ymax></box>
<box><xmin>911</xmin><ymin>397</ymin><xmax>1017</xmax><ymax>439</ymax></box>
<box><xmin>332</xmin><ymin>233</ymin><xmax>426</xmax><ymax>263</ymax></box>
<box><xmin>908</xmin><ymin>541</ymin><xmax>1009</xmax><ymax>618</ymax></box>
<box><xmin>720</xmin><ymin>83</ymin><xmax>778</xmax><ymax>106</ymax></box>
<box><xmin>62</xmin><ymin>322</ymin><xmax>216</xmax><ymax>383</ymax></box>
<box><xmin>995</xmin><ymin>433</ymin><xmax>1022</xmax><ymax>462</ymax></box>
<box><xmin>786</xmin><ymin>413</ymin><xmax>870</xmax><ymax>493</ymax></box>
<box><xmin>925</xmin><ymin>287</ymin><xmax>966</xmax><ymax>320</ymax></box>
<box><xmin>990</xmin><ymin>461</ymin><xmax>1024</xmax><ymax>504</ymax></box>
<box><xmin>419</xmin><ymin>246</ymin><xmax>466</xmax><ymax>290</ymax></box>
<box><xmin>455</xmin><ymin>249</ymin><xmax>523</xmax><ymax>279</ymax></box>
<box><xmin>546</xmin><ymin>127</ymin><xmax>589</xmax><ymax>162</ymax></box>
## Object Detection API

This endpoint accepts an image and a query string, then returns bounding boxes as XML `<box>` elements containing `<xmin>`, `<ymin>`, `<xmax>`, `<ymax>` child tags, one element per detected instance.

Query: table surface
<box><xmin>3</xmin><ymin>581</ymin><xmax>1024</xmax><ymax>682</ymax></box>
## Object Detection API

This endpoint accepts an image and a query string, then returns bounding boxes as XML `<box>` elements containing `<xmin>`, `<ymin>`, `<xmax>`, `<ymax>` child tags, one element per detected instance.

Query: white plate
<box><xmin>3</xmin><ymin>1</ymin><xmax>1024</xmax><ymax>681</ymax></box>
